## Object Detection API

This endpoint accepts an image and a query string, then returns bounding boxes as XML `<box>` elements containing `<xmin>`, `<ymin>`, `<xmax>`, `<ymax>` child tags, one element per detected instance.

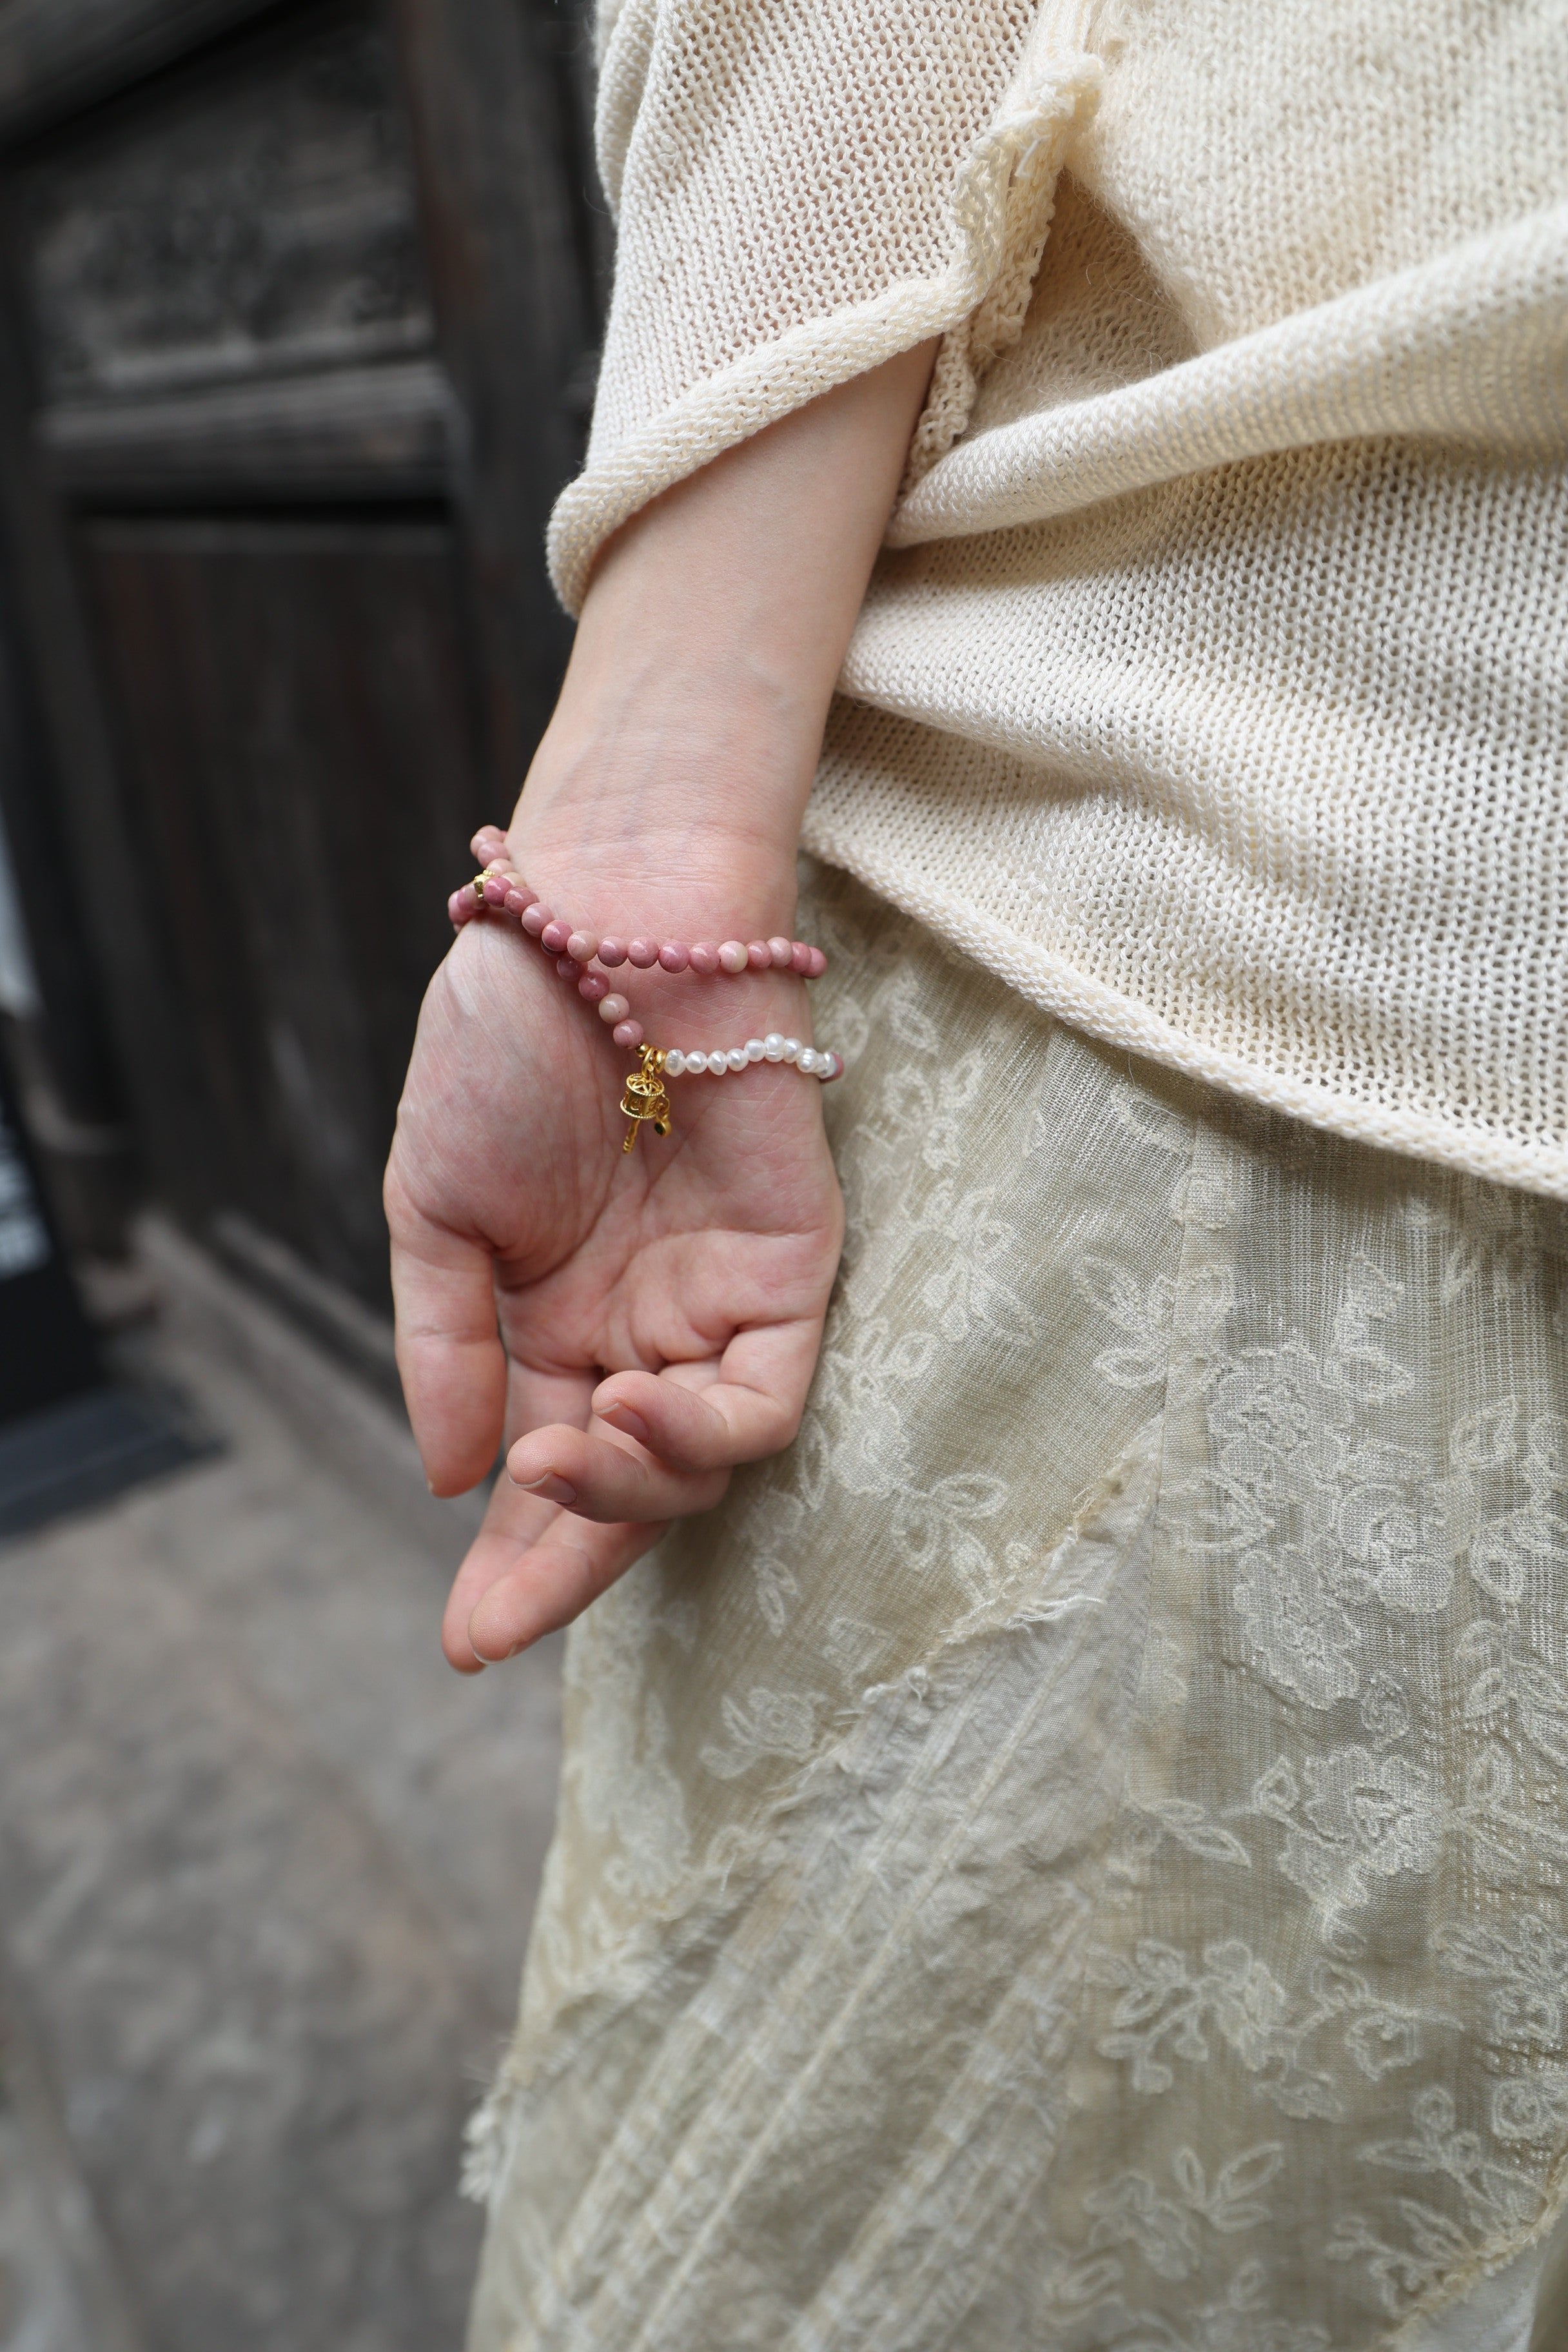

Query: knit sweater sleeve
<box><xmin>546</xmin><ymin>0</ymin><xmax>1103</xmax><ymax>612</ymax></box>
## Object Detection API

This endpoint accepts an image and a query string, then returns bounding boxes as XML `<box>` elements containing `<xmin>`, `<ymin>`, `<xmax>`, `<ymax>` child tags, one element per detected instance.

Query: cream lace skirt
<box><xmin>467</xmin><ymin>863</ymin><xmax>1568</xmax><ymax>2352</ymax></box>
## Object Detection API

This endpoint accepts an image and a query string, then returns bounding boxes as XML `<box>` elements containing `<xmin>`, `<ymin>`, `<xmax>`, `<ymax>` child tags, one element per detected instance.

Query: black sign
<box><xmin>0</xmin><ymin>1048</ymin><xmax>101</xmax><ymax>1426</ymax></box>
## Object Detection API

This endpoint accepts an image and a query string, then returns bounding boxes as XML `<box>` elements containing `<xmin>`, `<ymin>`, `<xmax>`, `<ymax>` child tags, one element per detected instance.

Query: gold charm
<box><xmin>620</xmin><ymin>1044</ymin><xmax>671</xmax><ymax>1153</ymax></box>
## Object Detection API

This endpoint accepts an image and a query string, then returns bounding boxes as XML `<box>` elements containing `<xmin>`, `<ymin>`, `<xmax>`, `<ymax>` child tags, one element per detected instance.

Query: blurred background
<box><xmin>0</xmin><ymin>2</ymin><xmax>604</xmax><ymax>2344</ymax></box>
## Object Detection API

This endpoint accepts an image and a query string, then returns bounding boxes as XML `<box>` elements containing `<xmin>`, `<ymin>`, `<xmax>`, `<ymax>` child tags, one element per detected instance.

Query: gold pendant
<box><xmin>619</xmin><ymin>1044</ymin><xmax>671</xmax><ymax>1153</ymax></box>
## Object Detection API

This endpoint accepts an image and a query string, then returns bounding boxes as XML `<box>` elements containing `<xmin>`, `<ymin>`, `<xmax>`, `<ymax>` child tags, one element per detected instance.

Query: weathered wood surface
<box><xmin>84</xmin><ymin>516</ymin><xmax>486</xmax><ymax>1306</ymax></box>
<box><xmin>40</xmin><ymin>355</ymin><xmax>455</xmax><ymax>498</ymax></box>
<box><xmin>19</xmin><ymin>3</ymin><xmax>430</xmax><ymax>402</ymax></box>
<box><xmin>0</xmin><ymin>0</ymin><xmax>277</xmax><ymax>146</ymax></box>
<box><xmin>396</xmin><ymin>0</ymin><xmax>598</xmax><ymax>787</ymax></box>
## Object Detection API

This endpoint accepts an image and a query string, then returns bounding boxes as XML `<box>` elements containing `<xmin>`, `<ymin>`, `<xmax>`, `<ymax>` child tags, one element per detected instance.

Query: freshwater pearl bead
<box><xmin>689</xmin><ymin>943</ymin><xmax>720</xmax><ymax>975</ymax></box>
<box><xmin>767</xmin><ymin>936</ymin><xmax>793</xmax><ymax>968</ymax></box>
<box><xmin>520</xmin><ymin>904</ymin><xmax>550</xmax><ymax>935</ymax></box>
<box><xmin>789</xmin><ymin>943</ymin><xmax>812</xmax><ymax>974</ymax></box>
<box><xmin>782</xmin><ymin>1037</ymin><xmax>801</xmax><ymax>1062</ymax></box>
<box><xmin>745</xmin><ymin>1037</ymin><xmax>765</xmax><ymax>1061</ymax></box>
<box><xmin>708</xmin><ymin>1051</ymin><xmax>729</xmax><ymax>1075</ymax></box>
<box><xmin>725</xmin><ymin>1047</ymin><xmax>747</xmax><ymax>1071</ymax></box>
<box><xmin>822</xmin><ymin>1052</ymin><xmax>843</xmax><ymax>1080</ymax></box>
<box><xmin>664</xmin><ymin>1049</ymin><xmax>686</xmax><ymax>1075</ymax></box>
<box><xmin>658</xmin><ymin>942</ymin><xmax>691</xmax><ymax>973</ymax></box>
<box><xmin>763</xmin><ymin>1033</ymin><xmax>785</xmax><ymax>1061</ymax></box>
<box><xmin>612</xmin><ymin>1019</ymin><xmax>643</xmax><ymax>1049</ymax></box>
<box><xmin>540</xmin><ymin>919</ymin><xmax>570</xmax><ymax>954</ymax></box>
<box><xmin>566</xmin><ymin>930</ymin><xmax>598</xmax><ymax>964</ymax></box>
<box><xmin>578</xmin><ymin>972</ymin><xmax>609</xmax><ymax>1002</ymax></box>
<box><xmin>718</xmin><ymin>940</ymin><xmax>749</xmax><ymax>974</ymax></box>
<box><xmin>685</xmin><ymin>1051</ymin><xmax>707</xmax><ymax>1073</ymax></box>
<box><xmin>598</xmin><ymin>938</ymin><xmax>627</xmax><ymax>967</ymax></box>
<box><xmin>627</xmin><ymin>939</ymin><xmax>659</xmax><ymax>968</ymax></box>
<box><xmin>598</xmin><ymin>994</ymin><xmax>629</xmax><ymax>1024</ymax></box>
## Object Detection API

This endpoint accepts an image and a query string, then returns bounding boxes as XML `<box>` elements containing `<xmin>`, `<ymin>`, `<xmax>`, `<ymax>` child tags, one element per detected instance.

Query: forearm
<box><xmin>511</xmin><ymin>342</ymin><xmax>936</xmax><ymax>913</ymax></box>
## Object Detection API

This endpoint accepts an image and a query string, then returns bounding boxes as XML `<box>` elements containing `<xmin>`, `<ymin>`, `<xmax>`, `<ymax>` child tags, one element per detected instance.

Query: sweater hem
<box><xmin>799</xmin><ymin>812</ymin><xmax>1568</xmax><ymax>1202</ymax></box>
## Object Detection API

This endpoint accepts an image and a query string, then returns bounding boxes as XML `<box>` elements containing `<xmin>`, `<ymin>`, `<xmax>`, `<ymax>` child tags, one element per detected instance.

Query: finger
<box><xmin>454</xmin><ymin>1482</ymin><xmax>669</xmax><ymax>1665</ymax></box>
<box><xmin>506</xmin><ymin>1415</ymin><xmax>732</xmax><ymax>1524</ymax></box>
<box><xmin>387</xmin><ymin>1178</ymin><xmax>506</xmax><ymax>1495</ymax></box>
<box><xmin>589</xmin><ymin>1316</ymin><xmax>825</xmax><ymax>1471</ymax></box>
<box><xmin>440</xmin><ymin>1473</ymin><xmax>561</xmax><ymax>1669</ymax></box>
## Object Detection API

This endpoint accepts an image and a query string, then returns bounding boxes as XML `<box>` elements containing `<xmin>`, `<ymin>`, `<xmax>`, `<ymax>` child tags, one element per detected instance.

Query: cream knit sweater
<box><xmin>553</xmin><ymin>0</ymin><xmax>1568</xmax><ymax>1197</ymax></box>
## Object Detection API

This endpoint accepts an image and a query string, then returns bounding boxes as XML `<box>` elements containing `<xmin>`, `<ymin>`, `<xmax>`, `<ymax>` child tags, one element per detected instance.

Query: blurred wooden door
<box><xmin>0</xmin><ymin>0</ymin><xmax>602</xmax><ymax>1310</ymax></box>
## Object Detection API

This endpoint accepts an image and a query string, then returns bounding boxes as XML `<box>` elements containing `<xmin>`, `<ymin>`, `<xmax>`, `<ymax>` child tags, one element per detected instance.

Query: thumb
<box><xmin>387</xmin><ymin>1172</ymin><xmax>505</xmax><ymax>1495</ymax></box>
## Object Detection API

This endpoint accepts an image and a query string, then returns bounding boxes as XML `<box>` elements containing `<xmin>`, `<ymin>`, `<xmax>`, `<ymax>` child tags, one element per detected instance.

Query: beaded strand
<box><xmin>449</xmin><ymin>827</ymin><xmax>843</xmax><ymax>1148</ymax></box>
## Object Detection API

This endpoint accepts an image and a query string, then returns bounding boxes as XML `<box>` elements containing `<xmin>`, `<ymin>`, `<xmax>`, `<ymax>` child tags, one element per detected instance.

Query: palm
<box><xmin>386</xmin><ymin>917</ymin><xmax>843</xmax><ymax>1669</ymax></box>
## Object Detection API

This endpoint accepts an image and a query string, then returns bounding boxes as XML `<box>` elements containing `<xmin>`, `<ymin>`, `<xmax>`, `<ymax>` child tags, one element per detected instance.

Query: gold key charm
<box><xmin>620</xmin><ymin>1044</ymin><xmax>671</xmax><ymax>1153</ymax></box>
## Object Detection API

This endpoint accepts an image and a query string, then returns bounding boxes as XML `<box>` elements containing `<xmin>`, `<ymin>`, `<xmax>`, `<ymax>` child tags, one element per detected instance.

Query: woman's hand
<box><xmin>386</xmin><ymin>858</ymin><xmax>843</xmax><ymax>1672</ymax></box>
<box><xmin>386</xmin><ymin>341</ymin><xmax>934</xmax><ymax>1667</ymax></box>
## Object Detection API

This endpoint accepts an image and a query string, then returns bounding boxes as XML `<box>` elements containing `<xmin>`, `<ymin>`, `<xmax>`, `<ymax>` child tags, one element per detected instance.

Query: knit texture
<box><xmin>560</xmin><ymin>0</ymin><xmax>1568</xmax><ymax>1195</ymax></box>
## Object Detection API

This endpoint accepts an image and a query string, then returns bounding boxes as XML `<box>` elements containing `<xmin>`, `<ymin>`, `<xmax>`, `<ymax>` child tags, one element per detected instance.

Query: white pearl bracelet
<box><xmin>664</xmin><ymin>1034</ymin><xmax>843</xmax><ymax>1081</ymax></box>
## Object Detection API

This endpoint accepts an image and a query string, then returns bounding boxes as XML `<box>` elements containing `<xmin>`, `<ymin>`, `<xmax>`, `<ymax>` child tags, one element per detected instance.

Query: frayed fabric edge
<box><xmin>1384</xmin><ymin>2155</ymin><xmax>1568</xmax><ymax>2351</ymax></box>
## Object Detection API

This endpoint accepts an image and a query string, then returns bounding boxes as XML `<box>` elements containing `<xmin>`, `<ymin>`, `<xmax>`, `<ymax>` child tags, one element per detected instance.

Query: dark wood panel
<box><xmin>18</xmin><ymin>0</ymin><xmax>430</xmax><ymax>403</ymax></box>
<box><xmin>41</xmin><ymin>353</ymin><xmax>454</xmax><ymax>498</ymax></box>
<box><xmin>395</xmin><ymin>0</ymin><xmax>598</xmax><ymax>785</ymax></box>
<box><xmin>0</xmin><ymin>0</ymin><xmax>276</xmax><ymax>146</ymax></box>
<box><xmin>84</xmin><ymin>516</ymin><xmax>484</xmax><ymax>1304</ymax></box>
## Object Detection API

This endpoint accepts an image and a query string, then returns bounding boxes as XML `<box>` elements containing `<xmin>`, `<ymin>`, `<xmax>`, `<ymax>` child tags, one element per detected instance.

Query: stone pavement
<box><xmin>0</xmin><ymin>1223</ymin><xmax>563</xmax><ymax>2352</ymax></box>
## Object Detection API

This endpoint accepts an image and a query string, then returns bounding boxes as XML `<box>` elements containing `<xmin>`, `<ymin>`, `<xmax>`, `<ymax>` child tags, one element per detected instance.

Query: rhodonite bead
<box><xmin>658</xmin><ymin>942</ymin><xmax>691</xmax><ymax>973</ymax></box>
<box><xmin>471</xmin><ymin>826</ymin><xmax>507</xmax><ymax>859</ymax></box>
<box><xmin>718</xmin><ymin>940</ymin><xmax>749</xmax><ymax>974</ymax></box>
<box><xmin>806</xmin><ymin>945</ymin><xmax>828</xmax><ymax>978</ymax></box>
<box><xmin>598</xmin><ymin>994</ymin><xmax>629</xmax><ymax>1024</ymax></box>
<box><xmin>556</xmin><ymin>955</ymin><xmax>578</xmax><ymax>978</ymax></box>
<box><xmin>578</xmin><ymin>972</ymin><xmax>609</xmax><ymax>1001</ymax></box>
<box><xmin>689</xmin><ymin>943</ymin><xmax>720</xmax><ymax>975</ymax></box>
<box><xmin>448</xmin><ymin>889</ymin><xmax>476</xmax><ymax>925</ymax></box>
<box><xmin>768</xmin><ymin>937</ymin><xmax>793</xmax><ymax>968</ymax></box>
<box><xmin>520</xmin><ymin>903</ymin><xmax>550</xmax><ymax>936</ymax></box>
<box><xmin>612</xmin><ymin>1019</ymin><xmax>643</xmax><ymax>1049</ymax></box>
<box><xmin>746</xmin><ymin>941</ymin><xmax>771</xmax><ymax>970</ymax></box>
<box><xmin>482</xmin><ymin>875</ymin><xmax>511</xmax><ymax>906</ymax></box>
<box><xmin>627</xmin><ymin>939</ymin><xmax>659</xmax><ymax>968</ymax></box>
<box><xmin>540</xmin><ymin>918</ymin><xmax>571</xmax><ymax>953</ymax></box>
<box><xmin>597</xmin><ymin>938</ymin><xmax>627</xmax><ymax>966</ymax></box>
<box><xmin>566</xmin><ymin>930</ymin><xmax>598</xmax><ymax>963</ymax></box>
<box><xmin>789</xmin><ymin>943</ymin><xmax>812</xmax><ymax>974</ymax></box>
<box><xmin>503</xmin><ymin>890</ymin><xmax>531</xmax><ymax>917</ymax></box>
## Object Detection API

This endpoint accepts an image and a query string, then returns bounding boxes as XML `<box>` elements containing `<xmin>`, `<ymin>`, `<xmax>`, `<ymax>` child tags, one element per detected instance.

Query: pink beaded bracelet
<box><xmin>451</xmin><ymin>827</ymin><xmax>827</xmax><ymax>992</ymax></box>
<box><xmin>448</xmin><ymin>827</ymin><xmax>843</xmax><ymax>1151</ymax></box>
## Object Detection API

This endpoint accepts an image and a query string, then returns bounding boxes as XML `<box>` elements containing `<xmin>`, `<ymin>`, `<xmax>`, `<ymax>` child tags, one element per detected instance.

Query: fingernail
<box><xmin>516</xmin><ymin>1470</ymin><xmax>577</xmax><ymax>1507</ymax></box>
<box><xmin>596</xmin><ymin>1402</ymin><xmax>651</xmax><ymax>1445</ymax></box>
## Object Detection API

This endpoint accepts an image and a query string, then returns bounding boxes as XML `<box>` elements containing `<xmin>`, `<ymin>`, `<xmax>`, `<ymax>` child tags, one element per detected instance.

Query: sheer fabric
<box><xmin>468</xmin><ymin>867</ymin><xmax>1568</xmax><ymax>2351</ymax></box>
